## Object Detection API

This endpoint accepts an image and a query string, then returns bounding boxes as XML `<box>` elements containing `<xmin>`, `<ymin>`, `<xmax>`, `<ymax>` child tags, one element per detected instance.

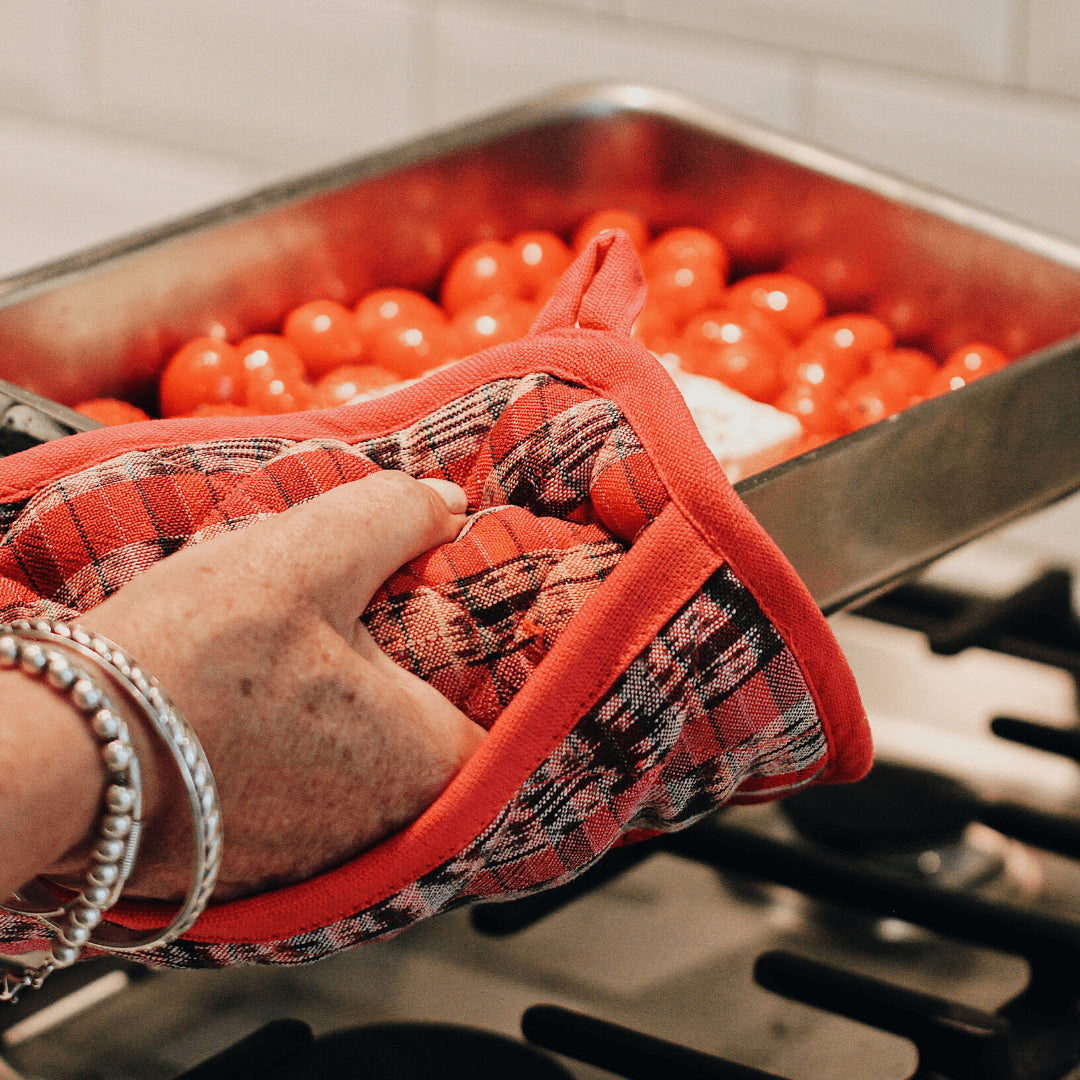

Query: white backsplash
<box><xmin>2</xmin><ymin>0</ymin><xmax>1079</xmax><ymax>571</ymax></box>
<box><xmin>2</xmin><ymin>0</ymin><xmax>1079</xmax><ymax>240</ymax></box>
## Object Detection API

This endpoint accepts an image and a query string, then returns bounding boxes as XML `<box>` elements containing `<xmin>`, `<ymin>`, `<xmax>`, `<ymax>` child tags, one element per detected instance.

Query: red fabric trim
<box><xmin>0</xmin><ymin>230</ymin><xmax>869</xmax><ymax>946</ymax></box>
<box><xmin>108</xmin><ymin>505</ymin><xmax>721</xmax><ymax>941</ymax></box>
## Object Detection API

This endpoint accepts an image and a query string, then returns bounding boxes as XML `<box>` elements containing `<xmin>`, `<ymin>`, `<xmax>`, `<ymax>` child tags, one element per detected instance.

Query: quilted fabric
<box><xmin>0</xmin><ymin>231</ymin><xmax>870</xmax><ymax>967</ymax></box>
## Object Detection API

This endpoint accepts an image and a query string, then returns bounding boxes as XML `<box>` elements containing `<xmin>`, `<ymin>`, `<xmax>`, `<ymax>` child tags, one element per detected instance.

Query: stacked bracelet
<box><xmin>0</xmin><ymin>619</ymin><xmax>221</xmax><ymax>1003</ymax></box>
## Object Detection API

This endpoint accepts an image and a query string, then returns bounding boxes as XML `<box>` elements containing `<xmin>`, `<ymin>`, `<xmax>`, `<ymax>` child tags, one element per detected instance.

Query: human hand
<box><xmin>51</xmin><ymin>470</ymin><xmax>483</xmax><ymax>902</ymax></box>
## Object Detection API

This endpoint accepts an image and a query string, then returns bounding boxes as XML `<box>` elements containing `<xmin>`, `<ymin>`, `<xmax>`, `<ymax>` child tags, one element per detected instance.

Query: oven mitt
<box><xmin>0</xmin><ymin>230</ymin><xmax>870</xmax><ymax>968</ymax></box>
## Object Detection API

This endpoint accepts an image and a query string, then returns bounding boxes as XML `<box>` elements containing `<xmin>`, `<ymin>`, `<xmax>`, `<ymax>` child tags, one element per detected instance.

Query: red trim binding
<box><xmin>0</xmin><ymin>231</ymin><xmax>869</xmax><ymax>945</ymax></box>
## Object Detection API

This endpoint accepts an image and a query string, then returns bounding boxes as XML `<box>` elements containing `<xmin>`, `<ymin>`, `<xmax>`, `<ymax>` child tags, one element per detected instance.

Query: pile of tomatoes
<box><xmin>75</xmin><ymin>208</ymin><xmax>1011</xmax><ymax>455</ymax></box>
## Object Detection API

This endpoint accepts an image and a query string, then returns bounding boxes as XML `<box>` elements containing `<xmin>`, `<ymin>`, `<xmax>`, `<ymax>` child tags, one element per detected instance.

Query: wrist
<box><xmin>75</xmin><ymin>610</ymin><xmax>180</xmax><ymax>836</ymax></box>
<box><xmin>0</xmin><ymin>669</ymin><xmax>103</xmax><ymax>898</ymax></box>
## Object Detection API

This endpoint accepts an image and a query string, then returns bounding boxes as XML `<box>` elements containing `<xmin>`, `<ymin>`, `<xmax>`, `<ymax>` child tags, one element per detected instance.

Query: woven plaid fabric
<box><xmin>0</xmin><ymin>230</ymin><xmax>869</xmax><ymax>968</ymax></box>
<box><xmin>0</xmin><ymin>375</ymin><xmax>641</xmax><ymax>727</ymax></box>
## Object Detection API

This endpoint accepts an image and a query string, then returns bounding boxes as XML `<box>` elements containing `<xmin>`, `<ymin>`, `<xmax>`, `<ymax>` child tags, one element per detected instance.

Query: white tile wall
<box><xmin>540</xmin><ymin>0</ymin><xmax>623</xmax><ymax>11</ymax></box>
<box><xmin>94</xmin><ymin>0</ymin><xmax>424</xmax><ymax>171</ymax></box>
<box><xmin>429</xmin><ymin>0</ymin><xmax>805</xmax><ymax>132</ymax></box>
<box><xmin>0</xmin><ymin>0</ymin><xmax>93</xmax><ymax>117</ymax></box>
<box><xmin>811</xmin><ymin>59</ymin><xmax>1080</xmax><ymax>241</ymax></box>
<box><xmin>1026</xmin><ymin>0</ymin><xmax>1080</xmax><ymax>97</ymax></box>
<box><xmin>621</xmin><ymin>0</ymin><xmax>1022</xmax><ymax>84</ymax></box>
<box><xmin>0</xmin><ymin>112</ymin><xmax>269</xmax><ymax>277</ymax></box>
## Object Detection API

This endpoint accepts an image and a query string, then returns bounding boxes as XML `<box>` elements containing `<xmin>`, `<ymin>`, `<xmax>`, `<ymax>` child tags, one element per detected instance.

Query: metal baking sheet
<box><xmin>2</xmin><ymin>83</ymin><xmax>1079</xmax><ymax>613</ymax></box>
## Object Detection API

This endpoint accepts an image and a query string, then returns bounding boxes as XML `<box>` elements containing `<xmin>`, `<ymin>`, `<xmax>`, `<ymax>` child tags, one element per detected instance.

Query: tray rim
<box><xmin>5</xmin><ymin>81</ymin><xmax>1080</xmax><ymax>306</ymax></box>
<box><xmin>2</xmin><ymin>81</ymin><xmax>1079</xmax><ymax>613</ymax></box>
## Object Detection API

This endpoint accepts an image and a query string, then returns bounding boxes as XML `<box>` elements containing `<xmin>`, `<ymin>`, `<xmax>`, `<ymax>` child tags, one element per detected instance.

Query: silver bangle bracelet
<box><xmin>0</xmin><ymin>619</ymin><xmax>221</xmax><ymax>999</ymax></box>
<box><xmin>0</xmin><ymin>630</ymin><xmax>142</xmax><ymax>1001</ymax></box>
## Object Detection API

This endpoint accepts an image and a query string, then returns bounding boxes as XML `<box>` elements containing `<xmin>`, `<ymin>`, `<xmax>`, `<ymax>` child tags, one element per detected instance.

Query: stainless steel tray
<box><xmin>2</xmin><ymin>83</ymin><xmax>1079</xmax><ymax>613</ymax></box>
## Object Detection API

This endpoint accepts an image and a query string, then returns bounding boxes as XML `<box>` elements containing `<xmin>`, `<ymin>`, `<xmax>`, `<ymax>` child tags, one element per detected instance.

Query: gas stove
<box><xmin>4</xmin><ymin>562</ymin><xmax>1080</xmax><ymax>1079</ymax></box>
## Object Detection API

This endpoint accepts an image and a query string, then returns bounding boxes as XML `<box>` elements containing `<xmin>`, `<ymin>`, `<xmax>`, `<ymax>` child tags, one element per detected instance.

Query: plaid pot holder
<box><xmin>0</xmin><ymin>231</ymin><xmax>870</xmax><ymax>968</ymax></box>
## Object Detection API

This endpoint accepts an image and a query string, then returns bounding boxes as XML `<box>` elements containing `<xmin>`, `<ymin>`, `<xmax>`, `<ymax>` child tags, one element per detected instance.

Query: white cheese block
<box><xmin>656</xmin><ymin>354</ymin><xmax>803</xmax><ymax>483</ymax></box>
<box><xmin>344</xmin><ymin>354</ymin><xmax>803</xmax><ymax>484</ymax></box>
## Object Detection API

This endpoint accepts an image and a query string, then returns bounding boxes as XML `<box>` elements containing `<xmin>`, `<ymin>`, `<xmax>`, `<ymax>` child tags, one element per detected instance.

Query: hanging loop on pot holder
<box><xmin>530</xmin><ymin>229</ymin><xmax>647</xmax><ymax>337</ymax></box>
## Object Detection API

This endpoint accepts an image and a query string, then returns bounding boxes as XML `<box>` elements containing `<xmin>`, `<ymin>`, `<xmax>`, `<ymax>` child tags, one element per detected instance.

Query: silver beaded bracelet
<box><xmin>0</xmin><ymin>619</ymin><xmax>221</xmax><ymax>1003</ymax></box>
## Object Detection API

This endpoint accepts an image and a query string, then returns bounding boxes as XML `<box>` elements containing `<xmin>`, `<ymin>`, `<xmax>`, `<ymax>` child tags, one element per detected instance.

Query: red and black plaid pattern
<box><xmin>101</xmin><ymin>561</ymin><xmax>826</xmax><ymax>970</ymax></box>
<box><xmin>0</xmin><ymin>369</ymin><xmax>831</xmax><ymax>967</ymax></box>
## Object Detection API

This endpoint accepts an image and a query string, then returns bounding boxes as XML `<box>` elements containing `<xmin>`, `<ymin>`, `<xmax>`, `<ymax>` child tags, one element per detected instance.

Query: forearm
<box><xmin>0</xmin><ymin>670</ymin><xmax>102</xmax><ymax>900</ymax></box>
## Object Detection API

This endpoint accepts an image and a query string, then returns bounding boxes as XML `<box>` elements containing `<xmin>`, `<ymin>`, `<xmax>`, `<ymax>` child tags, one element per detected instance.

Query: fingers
<box><xmin>268</xmin><ymin>471</ymin><xmax>468</xmax><ymax>632</ymax></box>
<box><xmin>417</xmin><ymin>477</ymin><xmax>468</xmax><ymax>515</ymax></box>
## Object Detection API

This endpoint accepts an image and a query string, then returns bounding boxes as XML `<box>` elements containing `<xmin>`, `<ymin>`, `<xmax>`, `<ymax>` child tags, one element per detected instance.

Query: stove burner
<box><xmin>523</xmin><ymin>1004</ymin><xmax>788</xmax><ymax>1080</ymax></box>
<box><xmin>781</xmin><ymin>761</ymin><xmax>980</xmax><ymax>857</ymax></box>
<box><xmin>179</xmin><ymin>1020</ymin><xmax>573</xmax><ymax>1079</ymax></box>
<box><xmin>778</xmin><ymin>761</ymin><xmax>1023</xmax><ymax>923</ymax></box>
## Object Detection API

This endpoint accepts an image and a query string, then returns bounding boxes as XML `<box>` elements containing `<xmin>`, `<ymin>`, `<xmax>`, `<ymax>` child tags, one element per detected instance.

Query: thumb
<box><xmin>268</xmin><ymin>470</ymin><xmax>467</xmax><ymax>632</ymax></box>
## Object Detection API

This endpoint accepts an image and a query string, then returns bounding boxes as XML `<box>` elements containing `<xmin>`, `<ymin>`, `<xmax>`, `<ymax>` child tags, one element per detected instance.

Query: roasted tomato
<box><xmin>368</xmin><ymin>319</ymin><xmax>454</xmax><ymax>380</ymax></box>
<box><xmin>315</xmin><ymin>364</ymin><xmax>401</xmax><ymax>407</ymax></box>
<box><xmin>158</xmin><ymin>337</ymin><xmax>244</xmax><ymax>418</ymax></box>
<box><xmin>451</xmin><ymin>296</ymin><xmax>536</xmax><ymax>356</ymax></box>
<box><xmin>283</xmin><ymin>299</ymin><xmax>364</xmax><ymax>380</ymax></box>
<box><xmin>508</xmin><ymin>231</ymin><xmax>574</xmax><ymax>299</ymax></box>
<box><xmin>572</xmin><ymin>209</ymin><xmax>649</xmax><ymax>253</ymax></box>
<box><xmin>75</xmin><ymin>398</ymin><xmax>152</xmax><ymax>426</ymax></box>
<box><xmin>727</xmin><ymin>273</ymin><xmax>827</xmax><ymax>341</ymax></box>
<box><xmin>440</xmin><ymin>240</ymin><xmax>525</xmax><ymax>317</ymax></box>
<box><xmin>644</xmin><ymin>226</ymin><xmax>729</xmax><ymax>284</ymax></box>
<box><xmin>354</xmin><ymin>288</ymin><xmax>446</xmax><ymax>347</ymax></box>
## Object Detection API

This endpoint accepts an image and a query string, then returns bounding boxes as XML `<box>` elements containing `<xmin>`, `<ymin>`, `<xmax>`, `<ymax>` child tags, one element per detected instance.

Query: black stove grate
<box><xmin>480</xmin><ymin>569</ymin><xmax>1080</xmax><ymax>1080</ymax></box>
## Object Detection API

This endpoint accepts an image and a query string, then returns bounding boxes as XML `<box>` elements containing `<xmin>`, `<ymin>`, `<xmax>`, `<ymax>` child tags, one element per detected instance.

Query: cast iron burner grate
<box><xmin>470</xmin><ymin>568</ymin><xmax>1080</xmax><ymax>1080</ymax></box>
<box><xmin>10</xmin><ymin>571</ymin><xmax>1080</xmax><ymax>1078</ymax></box>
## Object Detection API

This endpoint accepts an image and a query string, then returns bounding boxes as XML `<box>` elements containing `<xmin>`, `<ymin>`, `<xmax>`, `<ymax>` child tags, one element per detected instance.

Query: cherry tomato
<box><xmin>780</xmin><ymin>317</ymin><xmax>891</xmax><ymax>390</ymax></box>
<box><xmin>244</xmin><ymin>366</ymin><xmax>315</xmax><ymax>414</ymax></box>
<box><xmin>644</xmin><ymin>227</ymin><xmax>729</xmax><ymax>283</ymax></box>
<box><xmin>368</xmin><ymin>319</ymin><xmax>454</xmax><ymax>379</ymax></box>
<box><xmin>924</xmin><ymin>367</ymin><xmax>966</xmax><ymax>397</ymax></box>
<box><xmin>681</xmin><ymin>309</ymin><xmax>778</xmax><ymax>356</ymax></box>
<box><xmin>158</xmin><ymin>337</ymin><xmax>244</xmax><ymax>418</ymax></box>
<box><xmin>631</xmin><ymin>301</ymin><xmax>679</xmax><ymax>354</ymax></box>
<box><xmin>837</xmin><ymin>370</ymin><xmax>913</xmax><ymax>431</ymax></box>
<box><xmin>869</xmin><ymin>290</ymin><xmax>936</xmax><ymax>346</ymax></box>
<box><xmin>800</xmin><ymin>314</ymin><xmax>894</xmax><ymax>366</ymax></box>
<box><xmin>727</xmin><ymin>273</ymin><xmax>827</xmax><ymax>341</ymax></box>
<box><xmin>233</xmin><ymin>334</ymin><xmax>306</xmax><ymax>405</ymax></box>
<box><xmin>780</xmin><ymin>349</ymin><xmax>859</xmax><ymax>397</ymax></box>
<box><xmin>354</xmin><ymin>288</ymin><xmax>445</xmax><ymax>347</ymax></box>
<box><xmin>683</xmin><ymin>306</ymin><xmax>791</xmax><ymax>358</ymax></box>
<box><xmin>868</xmin><ymin>347</ymin><xmax>937</xmax><ymax>394</ymax></box>
<box><xmin>451</xmin><ymin>296</ymin><xmax>535</xmax><ymax>356</ymax></box>
<box><xmin>944</xmin><ymin>342</ymin><xmax>1009</xmax><ymax>378</ymax></box>
<box><xmin>681</xmin><ymin>338</ymin><xmax>782</xmax><ymax>403</ymax></box>
<box><xmin>774</xmin><ymin>380</ymin><xmax>845</xmax><ymax>438</ymax></box>
<box><xmin>315</xmin><ymin>364</ymin><xmax>400</xmax><ymax>407</ymax></box>
<box><xmin>283</xmin><ymin>299</ymin><xmax>364</xmax><ymax>380</ymax></box>
<box><xmin>710</xmin><ymin>191</ymin><xmax>790</xmax><ymax>272</ymax></box>
<box><xmin>572</xmin><ymin>209</ymin><xmax>649</xmax><ymax>253</ymax></box>
<box><xmin>508</xmin><ymin>231</ymin><xmax>573</xmax><ymax>299</ymax></box>
<box><xmin>440</xmin><ymin>240</ymin><xmax>525</xmax><ymax>317</ymax></box>
<box><xmin>189</xmin><ymin>403</ymin><xmax>259</xmax><ymax>418</ymax></box>
<box><xmin>930</xmin><ymin>317</ymin><xmax>987</xmax><ymax>361</ymax></box>
<box><xmin>782</xmin><ymin>249</ymin><xmax>876</xmax><ymax>310</ymax></box>
<box><xmin>533</xmin><ymin>274</ymin><xmax>562</xmax><ymax>309</ymax></box>
<box><xmin>924</xmin><ymin>344</ymin><xmax>1008</xmax><ymax>398</ymax></box>
<box><xmin>986</xmin><ymin>317</ymin><xmax>1040</xmax><ymax>360</ymax></box>
<box><xmin>235</xmin><ymin>333</ymin><xmax>305</xmax><ymax>379</ymax></box>
<box><xmin>645</xmin><ymin>258</ymin><xmax>724</xmax><ymax>327</ymax></box>
<box><xmin>74</xmin><ymin>398</ymin><xmax>152</xmax><ymax>426</ymax></box>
